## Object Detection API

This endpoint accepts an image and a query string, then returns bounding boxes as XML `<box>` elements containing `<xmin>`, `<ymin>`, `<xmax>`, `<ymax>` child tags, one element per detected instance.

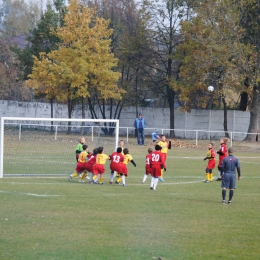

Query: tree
<box><xmin>172</xmin><ymin>0</ymin><xmax>255</xmax><ymax>138</ymax></box>
<box><xmin>14</xmin><ymin>2</ymin><xmax>64</xmax><ymax>81</ymax></box>
<box><xmin>26</xmin><ymin>0</ymin><xmax>124</xmax><ymax>132</ymax></box>
<box><xmin>0</xmin><ymin>0</ymin><xmax>42</xmax><ymax>101</ymax></box>
<box><xmin>239</xmin><ymin>0</ymin><xmax>260</xmax><ymax>141</ymax></box>
<box><xmin>0</xmin><ymin>40</ymin><xmax>30</xmax><ymax>100</ymax></box>
<box><xmin>174</xmin><ymin>0</ymin><xmax>260</xmax><ymax>142</ymax></box>
<box><xmin>140</xmin><ymin>0</ymin><xmax>195</xmax><ymax>137</ymax></box>
<box><xmin>13</xmin><ymin>1</ymin><xmax>66</xmax><ymax>129</ymax></box>
<box><xmin>0</xmin><ymin>0</ymin><xmax>41</xmax><ymax>37</ymax></box>
<box><xmin>83</xmin><ymin>0</ymin><xmax>154</xmax><ymax>121</ymax></box>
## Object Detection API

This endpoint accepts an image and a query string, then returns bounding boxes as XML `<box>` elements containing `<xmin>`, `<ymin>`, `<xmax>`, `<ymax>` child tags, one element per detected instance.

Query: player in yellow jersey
<box><xmin>118</xmin><ymin>148</ymin><xmax>136</xmax><ymax>186</ymax></box>
<box><xmin>156</xmin><ymin>135</ymin><xmax>171</xmax><ymax>182</ymax></box>
<box><xmin>203</xmin><ymin>142</ymin><xmax>216</xmax><ymax>182</ymax></box>
<box><xmin>69</xmin><ymin>145</ymin><xmax>89</xmax><ymax>181</ymax></box>
<box><xmin>73</xmin><ymin>136</ymin><xmax>90</xmax><ymax>180</ymax></box>
<box><xmin>92</xmin><ymin>147</ymin><xmax>110</xmax><ymax>185</ymax></box>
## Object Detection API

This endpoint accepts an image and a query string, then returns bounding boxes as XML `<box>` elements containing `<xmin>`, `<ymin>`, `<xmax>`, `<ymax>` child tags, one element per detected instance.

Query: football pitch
<box><xmin>0</xmin><ymin>139</ymin><xmax>260</xmax><ymax>260</ymax></box>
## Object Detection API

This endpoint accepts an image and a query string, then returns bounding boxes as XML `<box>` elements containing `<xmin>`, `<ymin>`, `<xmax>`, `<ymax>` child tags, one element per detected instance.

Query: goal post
<box><xmin>0</xmin><ymin>117</ymin><xmax>119</xmax><ymax>178</ymax></box>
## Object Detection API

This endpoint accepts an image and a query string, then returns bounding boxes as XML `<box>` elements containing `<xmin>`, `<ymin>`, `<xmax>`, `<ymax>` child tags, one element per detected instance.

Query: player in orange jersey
<box><xmin>156</xmin><ymin>135</ymin><xmax>171</xmax><ymax>182</ymax></box>
<box><xmin>119</xmin><ymin>148</ymin><xmax>136</xmax><ymax>186</ymax></box>
<box><xmin>92</xmin><ymin>147</ymin><xmax>110</xmax><ymax>185</ymax></box>
<box><xmin>79</xmin><ymin>148</ymin><xmax>98</xmax><ymax>183</ymax></box>
<box><xmin>203</xmin><ymin>142</ymin><xmax>216</xmax><ymax>183</ymax></box>
<box><xmin>69</xmin><ymin>144</ymin><xmax>88</xmax><ymax>181</ymax></box>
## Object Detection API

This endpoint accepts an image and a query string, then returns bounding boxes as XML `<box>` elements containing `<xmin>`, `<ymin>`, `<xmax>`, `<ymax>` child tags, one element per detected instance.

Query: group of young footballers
<box><xmin>69</xmin><ymin>134</ymin><xmax>172</xmax><ymax>190</ymax></box>
<box><xmin>69</xmin><ymin>134</ymin><xmax>241</xmax><ymax>202</ymax></box>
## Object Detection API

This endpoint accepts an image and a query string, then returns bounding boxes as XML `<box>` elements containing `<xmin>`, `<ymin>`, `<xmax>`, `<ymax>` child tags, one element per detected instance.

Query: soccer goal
<box><xmin>0</xmin><ymin>117</ymin><xmax>119</xmax><ymax>178</ymax></box>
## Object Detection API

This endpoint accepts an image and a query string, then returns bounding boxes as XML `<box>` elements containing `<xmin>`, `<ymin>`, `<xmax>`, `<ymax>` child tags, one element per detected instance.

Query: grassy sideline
<box><xmin>0</xmin><ymin>138</ymin><xmax>260</xmax><ymax>260</ymax></box>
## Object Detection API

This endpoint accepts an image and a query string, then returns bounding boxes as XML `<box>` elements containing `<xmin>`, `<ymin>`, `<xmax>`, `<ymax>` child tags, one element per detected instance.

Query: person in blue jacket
<box><xmin>152</xmin><ymin>129</ymin><xmax>161</xmax><ymax>142</ymax></box>
<box><xmin>134</xmin><ymin>113</ymin><xmax>146</xmax><ymax>145</ymax></box>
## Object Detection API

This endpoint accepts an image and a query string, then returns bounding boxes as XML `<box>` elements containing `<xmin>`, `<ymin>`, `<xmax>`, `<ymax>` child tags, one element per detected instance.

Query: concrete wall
<box><xmin>0</xmin><ymin>100</ymin><xmax>257</xmax><ymax>141</ymax></box>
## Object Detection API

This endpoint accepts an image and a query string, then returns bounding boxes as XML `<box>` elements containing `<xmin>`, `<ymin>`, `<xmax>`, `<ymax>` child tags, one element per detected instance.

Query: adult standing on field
<box><xmin>221</xmin><ymin>147</ymin><xmax>241</xmax><ymax>204</ymax></box>
<box><xmin>134</xmin><ymin>113</ymin><xmax>146</xmax><ymax>145</ymax></box>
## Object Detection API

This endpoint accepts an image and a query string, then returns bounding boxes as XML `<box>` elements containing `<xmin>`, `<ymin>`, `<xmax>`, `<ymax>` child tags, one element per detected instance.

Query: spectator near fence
<box><xmin>134</xmin><ymin>113</ymin><xmax>146</xmax><ymax>145</ymax></box>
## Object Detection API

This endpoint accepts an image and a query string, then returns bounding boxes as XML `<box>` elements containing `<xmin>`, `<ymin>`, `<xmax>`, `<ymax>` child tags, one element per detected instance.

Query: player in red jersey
<box><xmin>203</xmin><ymin>142</ymin><xmax>216</xmax><ymax>182</ymax></box>
<box><xmin>216</xmin><ymin>137</ymin><xmax>229</xmax><ymax>181</ymax></box>
<box><xmin>142</xmin><ymin>148</ymin><xmax>153</xmax><ymax>183</ymax></box>
<box><xmin>150</xmin><ymin>145</ymin><xmax>166</xmax><ymax>190</ymax></box>
<box><xmin>109</xmin><ymin>147</ymin><xmax>124</xmax><ymax>184</ymax></box>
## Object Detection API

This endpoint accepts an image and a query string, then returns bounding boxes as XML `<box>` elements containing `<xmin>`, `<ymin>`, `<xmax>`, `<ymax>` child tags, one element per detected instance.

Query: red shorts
<box><xmin>75</xmin><ymin>162</ymin><xmax>86</xmax><ymax>173</ymax></box>
<box><xmin>93</xmin><ymin>164</ymin><xmax>105</xmax><ymax>174</ymax></box>
<box><xmin>218</xmin><ymin>157</ymin><xmax>225</xmax><ymax>167</ymax></box>
<box><xmin>145</xmin><ymin>165</ymin><xmax>152</xmax><ymax>175</ymax></box>
<box><xmin>110</xmin><ymin>164</ymin><xmax>123</xmax><ymax>173</ymax></box>
<box><xmin>151</xmin><ymin>164</ymin><xmax>161</xmax><ymax>178</ymax></box>
<box><xmin>161</xmin><ymin>153</ymin><xmax>167</xmax><ymax>165</ymax></box>
<box><xmin>120</xmin><ymin>164</ymin><xmax>128</xmax><ymax>175</ymax></box>
<box><xmin>85</xmin><ymin>163</ymin><xmax>94</xmax><ymax>173</ymax></box>
<box><xmin>207</xmin><ymin>160</ymin><xmax>216</xmax><ymax>170</ymax></box>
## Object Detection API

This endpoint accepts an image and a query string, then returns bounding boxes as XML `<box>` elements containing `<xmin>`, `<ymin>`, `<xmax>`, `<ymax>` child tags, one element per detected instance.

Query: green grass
<box><xmin>0</xmin><ymin>139</ymin><xmax>260</xmax><ymax>259</ymax></box>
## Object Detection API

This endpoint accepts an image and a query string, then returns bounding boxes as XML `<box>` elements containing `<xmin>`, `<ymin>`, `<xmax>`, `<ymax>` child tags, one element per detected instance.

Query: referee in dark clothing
<box><xmin>221</xmin><ymin>147</ymin><xmax>241</xmax><ymax>204</ymax></box>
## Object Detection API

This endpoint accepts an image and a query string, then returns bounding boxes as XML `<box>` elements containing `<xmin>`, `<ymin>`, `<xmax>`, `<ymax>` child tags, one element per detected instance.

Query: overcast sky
<box><xmin>24</xmin><ymin>0</ymin><xmax>69</xmax><ymax>10</ymax></box>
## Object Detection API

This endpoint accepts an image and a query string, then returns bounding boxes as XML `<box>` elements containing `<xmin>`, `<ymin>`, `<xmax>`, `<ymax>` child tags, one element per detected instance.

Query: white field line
<box><xmin>0</xmin><ymin>190</ymin><xmax>60</xmax><ymax>197</ymax></box>
<box><xmin>0</xmin><ymin>179</ymin><xmax>205</xmax><ymax>186</ymax></box>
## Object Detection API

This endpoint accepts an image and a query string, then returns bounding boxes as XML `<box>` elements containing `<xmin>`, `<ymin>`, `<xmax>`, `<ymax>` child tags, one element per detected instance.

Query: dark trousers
<box><xmin>137</xmin><ymin>128</ymin><xmax>144</xmax><ymax>145</ymax></box>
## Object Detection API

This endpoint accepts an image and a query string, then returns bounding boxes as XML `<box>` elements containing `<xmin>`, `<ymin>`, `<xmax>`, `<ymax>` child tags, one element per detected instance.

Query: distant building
<box><xmin>4</xmin><ymin>34</ymin><xmax>30</xmax><ymax>50</ymax></box>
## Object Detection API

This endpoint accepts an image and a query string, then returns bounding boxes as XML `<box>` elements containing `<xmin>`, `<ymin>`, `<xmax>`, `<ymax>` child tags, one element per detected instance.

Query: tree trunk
<box><xmin>239</xmin><ymin>92</ymin><xmax>248</xmax><ymax>111</ymax></box>
<box><xmin>88</xmin><ymin>97</ymin><xmax>98</xmax><ymax>119</ymax></box>
<box><xmin>245</xmin><ymin>84</ymin><xmax>260</xmax><ymax>142</ymax></box>
<box><xmin>67</xmin><ymin>98</ymin><xmax>73</xmax><ymax>134</ymax></box>
<box><xmin>222</xmin><ymin>96</ymin><xmax>229</xmax><ymax>138</ymax></box>
<box><xmin>168</xmin><ymin>88</ymin><xmax>175</xmax><ymax>138</ymax></box>
<box><xmin>239</xmin><ymin>78</ymin><xmax>249</xmax><ymax>111</ymax></box>
<box><xmin>50</xmin><ymin>98</ymin><xmax>54</xmax><ymax>134</ymax></box>
<box><xmin>81</xmin><ymin>96</ymin><xmax>85</xmax><ymax>135</ymax></box>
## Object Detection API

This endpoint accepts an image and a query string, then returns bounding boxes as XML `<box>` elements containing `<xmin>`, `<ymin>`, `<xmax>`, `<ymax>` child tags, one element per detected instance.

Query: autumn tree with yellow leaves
<box><xmin>173</xmin><ymin>0</ymin><xmax>252</xmax><ymax>138</ymax></box>
<box><xmin>26</xmin><ymin>0</ymin><xmax>124</xmax><ymax>129</ymax></box>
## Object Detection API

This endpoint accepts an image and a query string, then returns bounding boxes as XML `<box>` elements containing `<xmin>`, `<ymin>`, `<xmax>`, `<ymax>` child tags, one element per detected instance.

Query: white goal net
<box><xmin>0</xmin><ymin>117</ymin><xmax>119</xmax><ymax>178</ymax></box>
